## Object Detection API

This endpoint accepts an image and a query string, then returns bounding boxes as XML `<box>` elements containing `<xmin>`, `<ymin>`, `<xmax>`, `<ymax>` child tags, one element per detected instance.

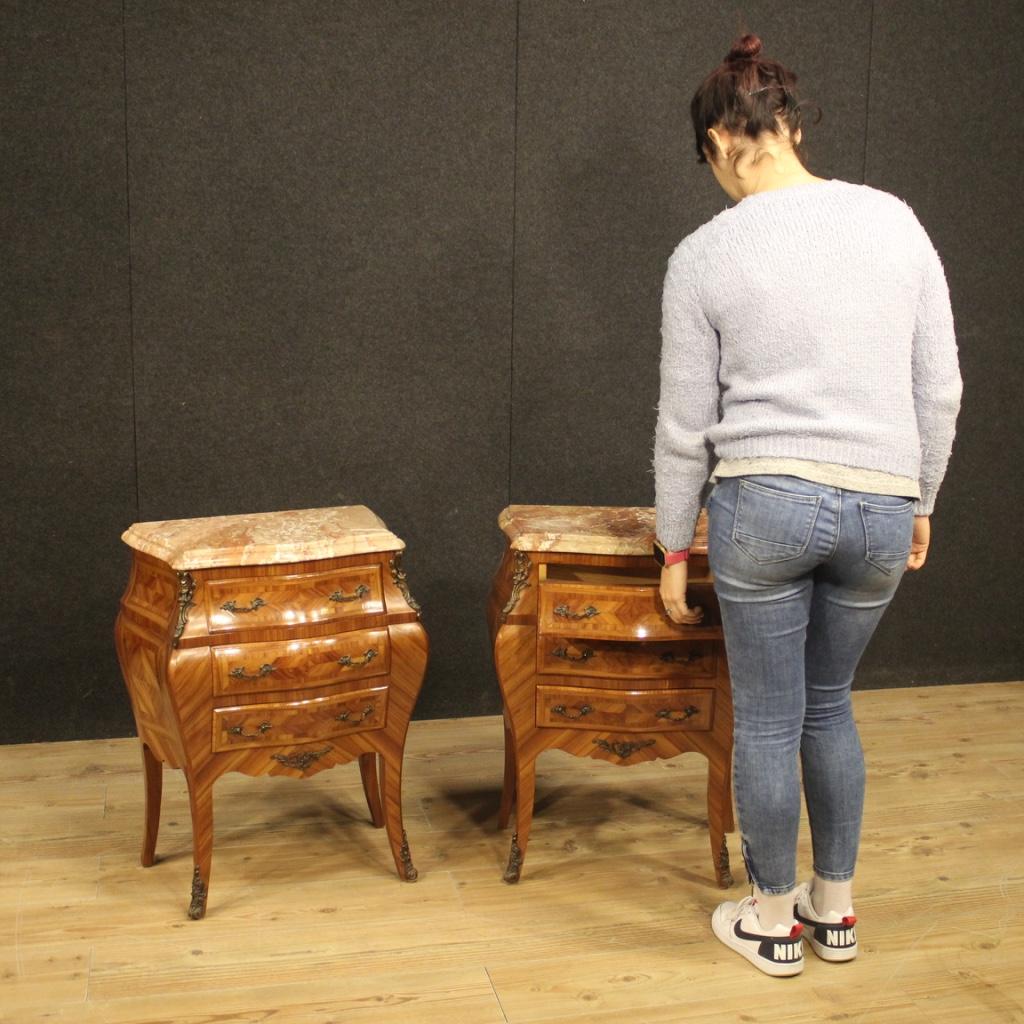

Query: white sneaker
<box><xmin>793</xmin><ymin>882</ymin><xmax>858</xmax><ymax>962</ymax></box>
<box><xmin>711</xmin><ymin>896</ymin><xmax>805</xmax><ymax>977</ymax></box>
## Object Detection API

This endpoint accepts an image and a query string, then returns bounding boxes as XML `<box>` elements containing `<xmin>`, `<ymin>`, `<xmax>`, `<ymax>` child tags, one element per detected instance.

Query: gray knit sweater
<box><xmin>654</xmin><ymin>179</ymin><xmax>962</xmax><ymax>550</ymax></box>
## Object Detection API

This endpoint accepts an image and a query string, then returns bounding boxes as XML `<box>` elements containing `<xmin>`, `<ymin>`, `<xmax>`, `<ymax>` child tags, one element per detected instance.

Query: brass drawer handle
<box><xmin>228</xmin><ymin>663</ymin><xmax>276</xmax><ymax>680</ymax></box>
<box><xmin>551</xmin><ymin>703</ymin><xmax>593</xmax><ymax>721</ymax></box>
<box><xmin>553</xmin><ymin>604</ymin><xmax>599</xmax><ymax>620</ymax></box>
<box><xmin>552</xmin><ymin>646</ymin><xmax>594</xmax><ymax>663</ymax></box>
<box><xmin>656</xmin><ymin>706</ymin><xmax>701</xmax><ymax>722</ymax></box>
<box><xmin>659</xmin><ymin>650</ymin><xmax>698</xmax><ymax>664</ymax></box>
<box><xmin>227</xmin><ymin>721</ymin><xmax>272</xmax><ymax>739</ymax></box>
<box><xmin>335</xmin><ymin>704</ymin><xmax>375</xmax><ymax>725</ymax></box>
<box><xmin>221</xmin><ymin>597</ymin><xmax>266</xmax><ymax>614</ymax></box>
<box><xmin>594</xmin><ymin>738</ymin><xmax>656</xmax><ymax>759</ymax></box>
<box><xmin>338</xmin><ymin>649</ymin><xmax>378</xmax><ymax>668</ymax></box>
<box><xmin>273</xmin><ymin>748</ymin><xmax>330</xmax><ymax>770</ymax></box>
<box><xmin>329</xmin><ymin>584</ymin><xmax>370</xmax><ymax>603</ymax></box>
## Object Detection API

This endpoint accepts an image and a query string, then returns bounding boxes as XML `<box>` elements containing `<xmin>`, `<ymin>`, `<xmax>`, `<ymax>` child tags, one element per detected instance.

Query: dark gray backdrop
<box><xmin>3</xmin><ymin>0</ymin><xmax>1021</xmax><ymax>745</ymax></box>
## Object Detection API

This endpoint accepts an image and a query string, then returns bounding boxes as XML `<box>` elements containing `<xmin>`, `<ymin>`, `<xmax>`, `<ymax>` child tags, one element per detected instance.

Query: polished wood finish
<box><xmin>536</xmin><ymin>636</ymin><xmax>717</xmax><ymax>679</ymax></box>
<box><xmin>209</xmin><ymin>626</ymin><xmax>390</xmax><ymax>695</ymax></box>
<box><xmin>535</xmin><ymin>684</ymin><xmax>716</xmax><ymax>732</ymax></box>
<box><xmin>489</xmin><ymin>508</ymin><xmax>735</xmax><ymax>888</ymax></box>
<box><xmin>6</xmin><ymin>685</ymin><xmax>1020</xmax><ymax>1022</ymax></box>
<box><xmin>115</xmin><ymin>515</ymin><xmax>427</xmax><ymax>919</ymax></box>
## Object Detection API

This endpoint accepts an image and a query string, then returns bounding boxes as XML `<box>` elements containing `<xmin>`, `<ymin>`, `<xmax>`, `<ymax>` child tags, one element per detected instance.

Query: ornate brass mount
<box><xmin>329</xmin><ymin>584</ymin><xmax>369</xmax><ymax>603</ymax></box>
<box><xmin>389</xmin><ymin>552</ymin><xmax>422</xmax><ymax>613</ymax></box>
<box><xmin>400</xmin><ymin>829</ymin><xmax>418</xmax><ymax>882</ymax></box>
<box><xmin>229</xmin><ymin>663</ymin><xmax>276</xmax><ymax>680</ymax></box>
<box><xmin>503</xmin><ymin>832</ymin><xmax>523</xmax><ymax>884</ymax></box>
<box><xmin>552</xmin><ymin>703</ymin><xmax>593</xmax><ymax>721</ymax></box>
<box><xmin>554</xmin><ymin>604</ymin><xmax>599</xmax><ymax>620</ymax></box>
<box><xmin>221</xmin><ymin>597</ymin><xmax>266</xmax><ymax>614</ymax></box>
<box><xmin>188</xmin><ymin>866</ymin><xmax>207</xmax><ymax>920</ymax></box>
<box><xmin>659</xmin><ymin>650</ymin><xmax>698</xmax><ymax>664</ymax></box>
<box><xmin>338</xmin><ymin>649</ymin><xmax>378</xmax><ymax>668</ymax></box>
<box><xmin>173</xmin><ymin>571</ymin><xmax>196</xmax><ymax>648</ymax></box>
<box><xmin>335</xmin><ymin>704</ymin><xmax>375</xmax><ymax>725</ymax></box>
<box><xmin>272</xmin><ymin>748</ymin><xmax>331</xmax><ymax>770</ymax></box>
<box><xmin>718</xmin><ymin>836</ymin><xmax>734</xmax><ymax>888</ymax></box>
<box><xmin>500</xmin><ymin>551</ymin><xmax>532</xmax><ymax>622</ymax></box>
<box><xmin>552</xmin><ymin>646</ymin><xmax>594</xmax><ymax>663</ymax></box>
<box><xmin>228</xmin><ymin>721</ymin><xmax>272</xmax><ymax>739</ymax></box>
<box><xmin>593</xmin><ymin>738</ymin><xmax>656</xmax><ymax>760</ymax></box>
<box><xmin>656</xmin><ymin>706</ymin><xmax>700</xmax><ymax>722</ymax></box>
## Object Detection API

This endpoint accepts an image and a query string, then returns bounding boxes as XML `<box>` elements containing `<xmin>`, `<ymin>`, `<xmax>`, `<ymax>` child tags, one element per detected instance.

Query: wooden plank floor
<box><xmin>1</xmin><ymin>682</ymin><xmax>1022</xmax><ymax>1024</ymax></box>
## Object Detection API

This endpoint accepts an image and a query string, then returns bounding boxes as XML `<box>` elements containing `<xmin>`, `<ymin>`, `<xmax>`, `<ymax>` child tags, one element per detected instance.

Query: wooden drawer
<box><xmin>538</xmin><ymin>581</ymin><xmax>718</xmax><ymax>641</ymax></box>
<box><xmin>211</xmin><ymin>628</ymin><xmax>389</xmax><ymax>695</ymax></box>
<box><xmin>205</xmin><ymin>565</ymin><xmax>383</xmax><ymax>633</ymax></box>
<box><xmin>537</xmin><ymin>636</ymin><xmax>716</xmax><ymax>679</ymax></box>
<box><xmin>536</xmin><ymin>684</ymin><xmax>714</xmax><ymax>733</ymax></box>
<box><xmin>212</xmin><ymin>684</ymin><xmax>388</xmax><ymax>751</ymax></box>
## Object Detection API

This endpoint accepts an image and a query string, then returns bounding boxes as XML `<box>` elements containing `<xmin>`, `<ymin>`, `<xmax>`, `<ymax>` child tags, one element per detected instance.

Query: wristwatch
<box><xmin>653</xmin><ymin>540</ymin><xmax>689</xmax><ymax>567</ymax></box>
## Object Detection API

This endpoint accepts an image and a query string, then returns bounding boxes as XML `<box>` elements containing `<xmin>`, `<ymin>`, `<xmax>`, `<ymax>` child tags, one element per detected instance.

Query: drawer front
<box><xmin>213</xmin><ymin>684</ymin><xmax>388</xmax><ymax>751</ymax></box>
<box><xmin>206</xmin><ymin>566</ymin><xmax>383</xmax><ymax>633</ymax></box>
<box><xmin>538</xmin><ymin>582</ymin><xmax>718</xmax><ymax>641</ymax></box>
<box><xmin>537</xmin><ymin>684</ymin><xmax>714</xmax><ymax>733</ymax></box>
<box><xmin>211</xmin><ymin>628</ymin><xmax>389</xmax><ymax>695</ymax></box>
<box><xmin>537</xmin><ymin>637</ymin><xmax>716</xmax><ymax>679</ymax></box>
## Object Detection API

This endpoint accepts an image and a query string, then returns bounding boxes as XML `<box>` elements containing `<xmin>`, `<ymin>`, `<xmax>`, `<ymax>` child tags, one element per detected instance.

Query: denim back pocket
<box><xmin>860</xmin><ymin>499</ymin><xmax>915</xmax><ymax>575</ymax></box>
<box><xmin>732</xmin><ymin>479</ymin><xmax>822</xmax><ymax>564</ymax></box>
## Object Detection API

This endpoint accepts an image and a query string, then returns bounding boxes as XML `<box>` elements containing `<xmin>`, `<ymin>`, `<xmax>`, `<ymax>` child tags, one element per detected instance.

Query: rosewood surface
<box><xmin>488</xmin><ymin>505</ymin><xmax>735</xmax><ymax>888</ymax></box>
<box><xmin>115</xmin><ymin>506</ymin><xmax>427</xmax><ymax>918</ymax></box>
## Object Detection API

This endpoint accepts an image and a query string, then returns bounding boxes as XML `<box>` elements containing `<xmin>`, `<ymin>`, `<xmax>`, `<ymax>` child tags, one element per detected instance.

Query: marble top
<box><xmin>122</xmin><ymin>506</ymin><xmax>404</xmax><ymax>570</ymax></box>
<box><xmin>499</xmin><ymin>505</ymin><xmax>709</xmax><ymax>556</ymax></box>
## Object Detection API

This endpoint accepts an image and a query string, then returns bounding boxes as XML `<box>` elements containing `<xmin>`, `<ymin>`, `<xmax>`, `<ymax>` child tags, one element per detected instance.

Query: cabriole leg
<box><xmin>504</xmin><ymin>756</ymin><xmax>536</xmax><ymax>884</ymax></box>
<box><xmin>359</xmin><ymin>752</ymin><xmax>385</xmax><ymax>828</ymax></box>
<box><xmin>140</xmin><ymin>743</ymin><xmax>163</xmax><ymax>867</ymax></box>
<box><xmin>380</xmin><ymin>754</ymin><xmax>417</xmax><ymax>881</ymax></box>
<box><xmin>186</xmin><ymin>778</ymin><xmax>213</xmax><ymax>919</ymax></box>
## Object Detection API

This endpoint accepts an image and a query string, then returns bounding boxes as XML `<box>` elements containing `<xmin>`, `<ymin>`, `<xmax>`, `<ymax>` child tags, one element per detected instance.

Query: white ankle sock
<box><xmin>811</xmin><ymin>875</ymin><xmax>854</xmax><ymax>917</ymax></box>
<box><xmin>754</xmin><ymin>888</ymin><xmax>796</xmax><ymax>930</ymax></box>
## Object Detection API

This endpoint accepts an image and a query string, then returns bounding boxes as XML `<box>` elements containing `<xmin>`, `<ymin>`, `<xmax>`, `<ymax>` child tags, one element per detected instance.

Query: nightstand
<box><xmin>115</xmin><ymin>505</ymin><xmax>426</xmax><ymax>918</ymax></box>
<box><xmin>487</xmin><ymin>505</ymin><xmax>735</xmax><ymax>887</ymax></box>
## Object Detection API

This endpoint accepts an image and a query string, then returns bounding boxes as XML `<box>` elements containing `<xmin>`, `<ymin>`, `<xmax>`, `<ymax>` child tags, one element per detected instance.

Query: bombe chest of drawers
<box><xmin>115</xmin><ymin>505</ymin><xmax>426</xmax><ymax>919</ymax></box>
<box><xmin>487</xmin><ymin>505</ymin><xmax>735</xmax><ymax>888</ymax></box>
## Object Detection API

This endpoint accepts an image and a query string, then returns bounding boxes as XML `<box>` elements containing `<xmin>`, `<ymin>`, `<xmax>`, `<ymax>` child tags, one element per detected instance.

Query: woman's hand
<box><xmin>660</xmin><ymin>562</ymin><xmax>704</xmax><ymax>625</ymax></box>
<box><xmin>906</xmin><ymin>515</ymin><xmax>931</xmax><ymax>571</ymax></box>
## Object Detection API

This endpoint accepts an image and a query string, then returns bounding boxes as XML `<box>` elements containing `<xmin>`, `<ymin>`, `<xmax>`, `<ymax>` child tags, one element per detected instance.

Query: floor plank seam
<box><xmin>484</xmin><ymin>965</ymin><xmax>510</xmax><ymax>1023</ymax></box>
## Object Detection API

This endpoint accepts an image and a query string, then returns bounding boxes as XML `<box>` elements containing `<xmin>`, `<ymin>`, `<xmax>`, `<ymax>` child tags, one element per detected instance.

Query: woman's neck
<box><xmin>734</xmin><ymin>147</ymin><xmax>826</xmax><ymax>198</ymax></box>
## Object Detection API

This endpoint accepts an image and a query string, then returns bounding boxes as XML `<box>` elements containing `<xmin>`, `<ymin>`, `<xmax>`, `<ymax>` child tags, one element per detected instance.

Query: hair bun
<box><xmin>724</xmin><ymin>33</ymin><xmax>763</xmax><ymax>63</ymax></box>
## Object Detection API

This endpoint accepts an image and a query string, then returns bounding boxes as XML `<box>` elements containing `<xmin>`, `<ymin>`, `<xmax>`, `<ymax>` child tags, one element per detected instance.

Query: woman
<box><xmin>653</xmin><ymin>34</ymin><xmax>961</xmax><ymax>977</ymax></box>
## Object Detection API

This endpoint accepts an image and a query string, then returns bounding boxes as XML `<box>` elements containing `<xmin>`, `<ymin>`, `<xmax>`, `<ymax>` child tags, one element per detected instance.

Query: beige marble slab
<box><xmin>121</xmin><ymin>505</ymin><xmax>404</xmax><ymax>570</ymax></box>
<box><xmin>498</xmin><ymin>504</ymin><xmax>709</xmax><ymax>555</ymax></box>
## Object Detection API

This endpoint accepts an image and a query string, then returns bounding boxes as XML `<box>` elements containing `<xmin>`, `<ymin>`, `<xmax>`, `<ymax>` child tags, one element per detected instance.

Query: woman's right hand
<box><xmin>906</xmin><ymin>515</ymin><xmax>931</xmax><ymax>571</ymax></box>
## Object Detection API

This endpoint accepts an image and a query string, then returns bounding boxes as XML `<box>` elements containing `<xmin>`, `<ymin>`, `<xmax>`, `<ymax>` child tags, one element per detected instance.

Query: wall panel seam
<box><xmin>121</xmin><ymin>0</ymin><xmax>140</xmax><ymax>520</ymax></box>
<box><xmin>507</xmin><ymin>0</ymin><xmax>520</xmax><ymax>507</ymax></box>
<box><xmin>861</xmin><ymin>0</ymin><xmax>876</xmax><ymax>184</ymax></box>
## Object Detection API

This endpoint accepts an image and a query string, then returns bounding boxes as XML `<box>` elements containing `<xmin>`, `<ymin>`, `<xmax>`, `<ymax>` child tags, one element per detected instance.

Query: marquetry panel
<box><xmin>212</xmin><ymin>684</ymin><xmax>389</xmax><ymax>751</ymax></box>
<box><xmin>204</xmin><ymin>565</ymin><xmax>383</xmax><ymax>633</ymax></box>
<box><xmin>537</xmin><ymin>580</ymin><xmax>719</xmax><ymax>641</ymax></box>
<box><xmin>537</xmin><ymin>635</ymin><xmax>716</xmax><ymax>679</ymax></box>
<box><xmin>210</xmin><ymin>628</ymin><xmax>389</xmax><ymax>695</ymax></box>
<box><xmin>536</xmin><ymin>684</ymin><xmax>715</xmax><ymax>733</ymax></box>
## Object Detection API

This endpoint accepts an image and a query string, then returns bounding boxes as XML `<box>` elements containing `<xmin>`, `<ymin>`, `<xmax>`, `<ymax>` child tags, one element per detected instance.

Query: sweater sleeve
<box><xmin>911</xmin><ymin>238</ymin><xmax>962</xmax><ymax>515</ymax></box>
<box><xmin>654</xmin><ymin>244</ymin><xmax>721</xmax><ymax>549</ymax></box>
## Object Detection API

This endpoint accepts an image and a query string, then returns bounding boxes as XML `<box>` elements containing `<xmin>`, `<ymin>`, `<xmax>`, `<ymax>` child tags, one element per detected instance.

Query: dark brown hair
<box><xmin>690</xmin><ymin>34</ymin><xmax>816</xmax><ymax>166</ymax></box>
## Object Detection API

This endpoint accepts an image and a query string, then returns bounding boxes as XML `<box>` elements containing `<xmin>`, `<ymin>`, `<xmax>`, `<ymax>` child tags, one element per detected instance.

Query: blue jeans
<box><xmin>707</xmin><ymin>475</ymin><xmax>915</xmax><ymax>895</ymax></box>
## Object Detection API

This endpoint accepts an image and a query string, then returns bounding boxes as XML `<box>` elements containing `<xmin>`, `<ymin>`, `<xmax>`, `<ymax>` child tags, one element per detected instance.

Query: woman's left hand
<box><xmin>660</xmin><ymin>562</ymin><xmax>704</xmax><ymax>625</ymax></box>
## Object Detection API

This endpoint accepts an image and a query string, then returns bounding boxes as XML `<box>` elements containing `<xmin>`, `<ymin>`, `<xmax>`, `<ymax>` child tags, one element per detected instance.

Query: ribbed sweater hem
<box><xmin>713</xmin><ymin>436</ymin><xmax>921</xmax><ymax>482</ymax></box>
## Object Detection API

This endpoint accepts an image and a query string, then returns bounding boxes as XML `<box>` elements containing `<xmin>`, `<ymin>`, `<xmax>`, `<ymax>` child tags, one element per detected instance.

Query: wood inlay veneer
<box><xmin>115</xmin><ymin>506</ymin><xmax>426</xmax><ymax>919</ymax></box>
<box><xmin>489</xmin><ymin>505</ymin><xmax>735</xmax><ymax>887</ymax></box>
